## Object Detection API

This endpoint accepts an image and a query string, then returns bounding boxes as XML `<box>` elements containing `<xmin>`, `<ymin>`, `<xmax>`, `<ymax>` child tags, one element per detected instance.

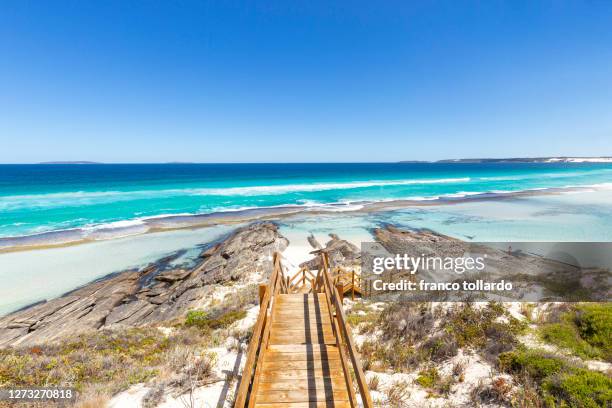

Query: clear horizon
<box><xmin>1</xmin><ymin>1</ymin><xmax>612</xmax><ymax>163</ymax></box>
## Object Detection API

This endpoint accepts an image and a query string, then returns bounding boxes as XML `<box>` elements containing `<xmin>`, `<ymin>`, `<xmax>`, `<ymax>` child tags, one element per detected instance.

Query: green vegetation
<box><xmin>443</xmin><ymin>302</ymin><xmax>527</xmax><ymax>349</ymax></box>
<box><xmin>185</xmin><ymin>309</ymin><xmax>247</xmax><ymax>331</ymax></box>
<box><xmin>540</xmin><ymin>323</ymin><xmax>601</xmax><ymax>360</ymax></box>
<box><xmin>574</xmin><ymin>303</ymin><xmax>612</xmax><ymax>360</ymax></box>
<box><xmin>359</xmin><ymin>339</ymin><xmax>414</xmax><ymax>372</ymax></box>
<box><xmin>500</xmin><ymin>348</ymin><xmax>612</xmax><ymax>407</ymax></box>
<box><xmin>184</xmin><ymin>283</ymin><xmax>256</xmax><ymax>334</ymax></box>
<box><xmin>543</xmin><ymin>369</ymin><xmax>612</xmax><ymax>408</ymax></box>
<box><xmin>539</xmin><ymin>303</ymin><xmax>611</xmax><ymax>361</ymax></box>
<box><xmin>499</xmin><ymin>349</ymin><xmax>565</xmax><ymax>381</ymax></box>
<box><xmin>0</xmin><ymin>285</ymin><xmax>257</xmax><ymax>407</ymax></box>
<box><xmin>415</xmin><ymin>367</ymin><xmax>440</xmax><ymax>388</ymax></box>
<box><xmin>357</xmin><ymin>302</ymin><xmax>527</xmax><ymax>371</ymax></box>
<box><xmin>0</xmin><ymin>328</ymin><xmax>168</xmax><ymax>392</ymax></box>
<box><xmin>414</xmin><ymin>366</ymin><xmax>456</xmax><ymax>396</ymax></box>
<box><xmin>0</xmin><ymin>325</ymin><xmax>216</xmax><ymax>408</ymax></box>
<box><xmin>346</xmin><ymin>301</ymin><xmax>380</xmax><ymax>329</ymax></box>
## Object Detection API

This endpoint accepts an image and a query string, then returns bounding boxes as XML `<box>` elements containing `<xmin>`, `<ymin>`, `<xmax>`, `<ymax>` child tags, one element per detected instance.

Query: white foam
<box><xmin>0</xmin><ymin>177</ymin><xmax>472</xmax><ymax>210</ymax></box>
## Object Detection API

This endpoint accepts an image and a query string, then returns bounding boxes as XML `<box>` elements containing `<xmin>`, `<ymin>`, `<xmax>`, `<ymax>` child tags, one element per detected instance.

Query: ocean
<box><xmin>2</xmin><ymin>162</ymin><xmax>612</xmax><ymax>314</ymax></box>
<box><xmin>1</xmin><ymin>162</ymin><xmax>612</xmax><ymax>246</ymax></box>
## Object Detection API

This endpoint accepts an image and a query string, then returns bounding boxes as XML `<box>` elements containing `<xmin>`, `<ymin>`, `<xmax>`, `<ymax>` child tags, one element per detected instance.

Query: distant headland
<box><xmin>401</xmin><ymin>157</ymin><xmax>612</xmax><ymax>164</ymax></box>
<box><xmin>38</xmin><ymin>161</ymin><xmax>102</xmax><ymax>164</ymax></box>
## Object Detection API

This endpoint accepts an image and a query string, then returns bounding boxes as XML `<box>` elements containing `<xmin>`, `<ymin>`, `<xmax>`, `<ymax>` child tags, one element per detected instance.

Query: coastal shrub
<box><xmin>346</xmin><ymin>302</ymin><xmax>380</xmax><ymax>329</ymax></box>
<box><xmin>141</xmin><ymin>384</ymin><xmax>165</xmax><ymax>408</ymax></box>
<box><xmin>375</xmin><ymin>302</ymin><xmax>435</xmax><ymax>342</ymax></box>
<box><xmin>367</xmin><ymin>374</ymin><xmax>380</xmax><ymax>391</ymax></box>
<box><xmin>499</xmin><ymin>348</ymin><xmax>612</xmax><ymax>407</ymax></box>
<box><xmin>542</xmin><ymin>369</ymin><xmax>612</xmax><ymax>408</ymax></box>
<box><xmin>540</xmin><ymin>323</ymin><xmax>601</xmax><ymax>360</ymax></box>
<box><xmin>420</xmin><ymin>332</ymin><xmax>458</xmax><ymax>362</ymax></box>
<box><xmin>0</xmin><ymin>326</ymin><xmax>215</xmax><ymax>406</ymax></box>
<box><xmin>415</xmin><ymin>367</ymin><xmax>440</xmax><ymax>388</ymax></box>
<box><xmin>443</xmin><ymin>302</ymin><xmax>526</xmax><ymax>350</ymax></box>
<box><xmin>185</xmin><ymin>308</ymin><xmax>247</xmax><ymax>331</ymax></box>
<box><xmin>386</xmin><ymin>380</ymin><xmax>410</xmax><ymax>407</ymax></box>
<box><xmin>470</xmin><ymin>377</ymin><xmax>513</xmax><ymax>406</ymax></box>
<box><xmin>499</xmin><ymin>349</ymin><xmax>565</xmax><ymax>381</ymax></box>
<box><xmin>574</xmin><ymin>303</ymin><xmax>612</xmax><ymax>361</ymax></box>
<box><xmin>358</xmin><ymin>338</ymin><xmax>418</xmax><ymax>372</ymax></box>
<box><xmin>185</xmin><ymin>310</ymin><xmax>209</xmax><ymax>328</ymax></box>
<box><xmin>539</xmin><ymin>303</ymin><xmax>611</xmax><ymax>361</ymax></box>
<box><xmin>414</xmin><ymin>366</ymin><xmax>456</xmax><ymax>396</ymax></box>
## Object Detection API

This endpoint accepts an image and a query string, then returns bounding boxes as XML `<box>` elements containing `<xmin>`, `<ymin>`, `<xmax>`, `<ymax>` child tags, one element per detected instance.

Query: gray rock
<box><xmin>0</xmin><ymin>222</ymin><xmax>288</xmax><ymax>347</ymax></box>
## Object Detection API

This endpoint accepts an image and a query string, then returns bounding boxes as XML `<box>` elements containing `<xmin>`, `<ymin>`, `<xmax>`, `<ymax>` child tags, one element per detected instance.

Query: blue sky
<box><xmin>1</xmin><ymin>1</ymin><xmax>611</xmax><ymax>163</ymax></box>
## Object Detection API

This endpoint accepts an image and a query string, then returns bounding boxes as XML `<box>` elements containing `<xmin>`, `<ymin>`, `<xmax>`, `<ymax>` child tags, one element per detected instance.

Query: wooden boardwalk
<box><xmin>234</xmin><ymin>253</ymin><xmax>372</xmax><ymax>408</ymax></box>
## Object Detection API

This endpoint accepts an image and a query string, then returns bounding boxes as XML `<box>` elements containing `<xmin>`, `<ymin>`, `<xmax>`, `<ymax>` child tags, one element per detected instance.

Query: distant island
<box><xmin>38</xmin><ymin>161</ymin><xmax>102</xmax><ymax>164</ymax></box>
<box><xmin>401</xmin><ymin>157</ymin><xmax>612</xmax><ymax>164</ymax></box>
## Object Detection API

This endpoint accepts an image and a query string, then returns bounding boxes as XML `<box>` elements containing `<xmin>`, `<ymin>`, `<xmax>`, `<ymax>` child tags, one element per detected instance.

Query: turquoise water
<box><xmin>280</xmin><ymin>189</ymin><xmax>612</xmax><ymax>243</ymax></box>
<box><xmin>2</xmin><ymin>162</ymin><xmax>612</xmax><ymax>314</ymax></box>
<box><xmin>1</xmin><ymin>163</ymin><xmax>612</xmax><ymax>245</ymax></box>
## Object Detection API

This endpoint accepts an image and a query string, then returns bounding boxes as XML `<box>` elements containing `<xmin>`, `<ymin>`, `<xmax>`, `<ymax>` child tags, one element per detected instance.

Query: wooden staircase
<box><xmin>331</xmin><ymin>267</ymin><xmax>363</xmax><ymax>300</ymax></box>
<box><xmin>234</xmin><ymin>253</ymin><xmax>372</xmax><ymax>408</ymax></box>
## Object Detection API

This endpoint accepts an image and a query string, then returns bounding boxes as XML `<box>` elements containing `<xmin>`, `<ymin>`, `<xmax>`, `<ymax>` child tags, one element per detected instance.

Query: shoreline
<box><xmin>1</xmin><ymin>183</ymin><xmax>607</xmax><ymax>254</ymax></box>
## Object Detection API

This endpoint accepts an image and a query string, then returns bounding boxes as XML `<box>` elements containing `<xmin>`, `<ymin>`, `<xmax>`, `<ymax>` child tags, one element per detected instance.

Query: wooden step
<box><xmin>254</xmin><ymin>389</ymin><xmax>349</xmax><ymax>404</ymax></box>
<box><xmin>268</xmin><ymin>344</ymin><xmax>340</xmax><ymax>353</ymax></box>
<box><xmin>264</xmin><ymin>350</ymin><xmax>342</xmax><ymax>362</ymax></box>
<box><xmin>269</xmin><ymin>325</ymin><xmax>333</xmax><ymax>333</ymax></box>
<box><xmin>269</xmin><ymin>328</ymin><xmax>335</xmax><ymax>341</ymax></box>
<box><xmin>257</xmin><ymin>376</ymin><xmax>347</xmax><ymax>391</ymax></box>
<box><xmin>271</xmin><ymin>321</ymin><xmax>334</xmax><ymax>330</ymax></box>
<box><xmin>260</xmin><ymin>367</ymin><xmax>345</xmax><ymax>381</ymax></box>
<box><xmin>276</xmin><ymin>297</ymin><xmax>327</xmax><ymax>304</ymax></box>
<box><xmin>268</xmin><ymin>336</ymin><xmax>336</xmax><ymax>345</ymax></box>
<box><xmin>274</xmin><ymin>300</ymin><xmax>329</xmax><ymax>308</ymax></box>
<box><xmin>273</xmin><ymin>309</ymin><xmax>331</xmax><ymax>317</ymax></box>
<box><xmin>273</xmin><ymin>309</ymin><xmax>330</xmax><ymax>318</ymax></box>
<box><xmin>272</xmin><ymin>315</ymin><xmax>331</xmax><ymax>324</ymax></box>
<box><xmin>273</xmin><ymin>306</ymin><xmax>330</xmax><ymax>315</ymax></box>
<box><xmin>276</xmin><ymin>294</ymin><xmax>325</xmax><ymax>302</ymax></box>
<box><xmin>255</xmin><ymin>402</ymin><xmax>351</xmax><ymax>408</ymax></box>
<box><xmin>263</xmin><ymin>358</ymin><xmax>343</xmax><ymax>371</ymax></box>
<box><xmin>270</xmin><ymin>331</ymin><xmax>336</xmax><ymax>344</ymax></box>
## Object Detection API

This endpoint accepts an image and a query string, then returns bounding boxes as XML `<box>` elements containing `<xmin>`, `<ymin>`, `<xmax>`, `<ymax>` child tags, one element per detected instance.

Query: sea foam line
<box><xmin>0</xmin><ymin>177</ymin><xmax>471</xmax><ymax>210</ymax></box>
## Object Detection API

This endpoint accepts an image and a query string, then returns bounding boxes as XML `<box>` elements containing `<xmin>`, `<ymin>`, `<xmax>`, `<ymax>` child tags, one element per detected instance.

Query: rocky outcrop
<box><xmin>300</xmin><ymin>233</ymin><xmax>361</xmax><ymax>270</ymax></box>
<box><xmin>369</xmin><ymin>225</ymin><xmax>611</xmax><ymax>302</ymax></box>
<box><xmin>0</xmin><ymin>222</ymin><xmax>288</xmax><ymax>347</ymax></box>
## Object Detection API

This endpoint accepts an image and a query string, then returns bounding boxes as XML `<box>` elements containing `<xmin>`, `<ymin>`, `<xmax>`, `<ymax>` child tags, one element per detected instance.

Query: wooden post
<box><xmin>336</xmin><ymin>283</ymin><xmax>344</xmax><ymax>304</ymax></box>
<box><xmin>351</xmin><ymin>271</ymin><xmax>355</xmax><ymax>300</ymax></box>
<box><xmin>258</xmin><ymin>284</ymin><xmax>267</xmax><ymax>304</ymax></box>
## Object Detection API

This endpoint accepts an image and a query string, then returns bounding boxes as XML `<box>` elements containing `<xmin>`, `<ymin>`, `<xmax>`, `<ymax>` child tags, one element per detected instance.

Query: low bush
<box><xmin>543</xmin><ymin>369</ymin><xmax>612</xmax><ymax>407</ymax></box>
<box><xmin>444</xmin><ymin>302</ymin><xmax>526</xmax><ymax>350</ymax></box>
<box><xmin>0</xmin><ymin>326</ymin><xmax>214</xmax><ymax>406</ymax></box>
<box><xmin>499</xmin><ymin>349</ymin><xmax>565</xmax><ymax>381</ymax></box>
<box><xmin>540</xmin><ymin>323</ymin><xmax>601</xmax><ymax>360</ymax></box>
<box><xmin>386</xmin><ymin>380</ymin><xmax>410</xmax><ymax>407</ymax></box>
<box><xmin>539</xmin><ymin>303</ymin><xmax>611</xmax><ymax>362</ymax></box>
<box><xmin>415</xmin><ymin>367</ymin><xmax>440</xmax><ymax>388</ymax></box>
<box><xmin>185</xmin><ymin>308</ymin><xmax>246</xmax><ymax>331</ymax></box>
<box><xmin>420</xmin><ymin>332</ymin><xmax>458</xmax><ymax>362</ymax></box>
<box><xmin>574</xmin><ymin>303</ymin><xmax>612</xmax><ymax>361</ymax></box>
<box><xmin>499</xmin><ymin>348</ymin><xmax>612</xmax><ymax>407</ymax></box>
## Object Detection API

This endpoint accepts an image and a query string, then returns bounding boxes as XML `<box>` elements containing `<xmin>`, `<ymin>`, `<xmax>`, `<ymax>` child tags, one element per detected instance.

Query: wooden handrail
<box><xmin>320</xmin><ymin>252</ymin><xmax>373</xmax><ymax>408</ymax></box>
<box><xmin>234</xmin><ymin>253</ymin><xmax>282</xmax><ymax>407</ymax></box>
